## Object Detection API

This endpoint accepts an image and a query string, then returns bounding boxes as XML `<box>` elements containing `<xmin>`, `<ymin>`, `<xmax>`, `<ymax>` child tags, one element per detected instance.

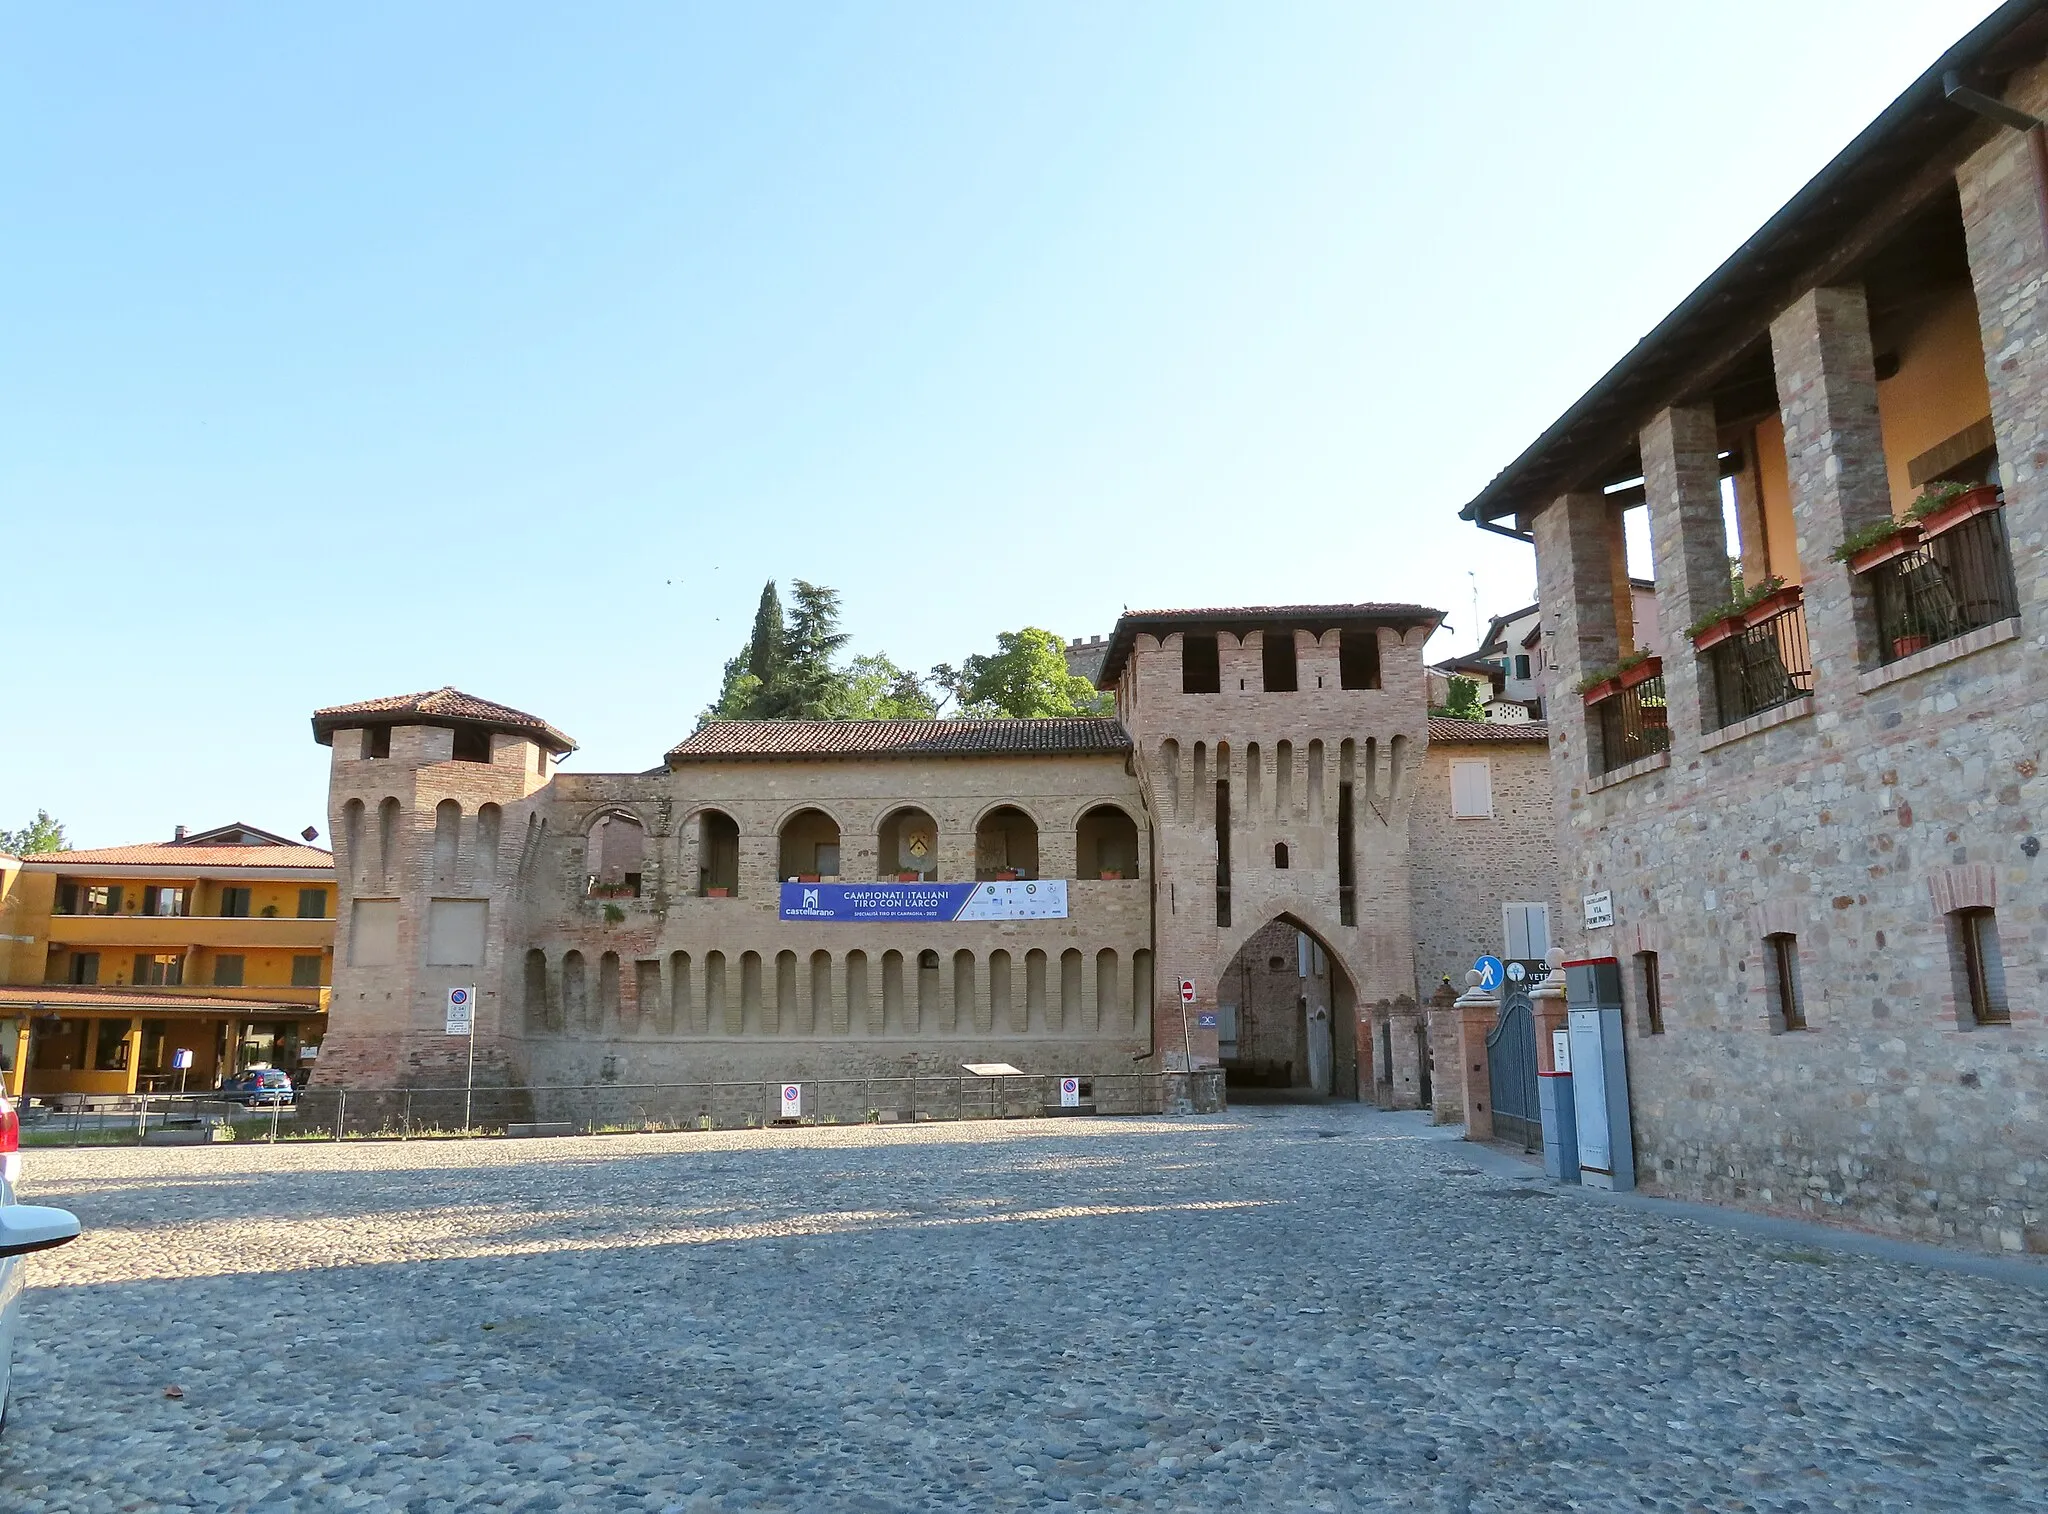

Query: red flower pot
<box><xmin>704</xmin><ymin>887</ymin><xmax>729</xmax><ymax>898</ymax></box>
<box><xmin>1915</xmin><ymin>484</ymin><xmax>2002</xmax><ymax>539</ymax></box>
<box><xmin>1741</xmin><ymin>585</ymin><xmax>1803</xmax><ymax>627</ymax></box>
<box><xmin>1846</xmin><ymin>525</ymin><xmax>1921</xmax><ymax>575</ymax></box>
<box><xmin>1891</xmin><ymin>633</ymin><xmax>1930</xmax><ymax>659</ymax></box>
<box><xmin>1691</xmin><ymin>616</ymin><xmax>1743</xmax><ymax>652</ymax></box>
<box><xmin>1099</xmin><ymin>870</ymin><xmax>1124</xmax><ymax>881</ymax></box>
<box><xmin>1617</xmin><ymin>656</ymin><xmax>1662</xmax><ymax>691</ymax></box>
<box><xmin>1579</xmin><ymin>678</ymin><xmax>1619</xmax><ymax>706</ymax></box>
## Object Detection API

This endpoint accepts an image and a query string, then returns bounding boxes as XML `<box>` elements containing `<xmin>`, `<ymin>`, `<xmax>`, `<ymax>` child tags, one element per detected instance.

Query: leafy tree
<box><xmin>955</xmin><ymin>628</ymin><xmax>1113</xmax><ymax>718</ymax></box>
<box><xmin>0</xmin><ymin>810</ymin><xmax>67</xmax><ymax>855</ymax></box>
<box><xmin>1430</xmin><ymin>675</ymin><xmax>1486</xmax><ymax>721</ymax></box>
<box><xmin>827</xmin><ymin>654</ymin><xmax>942</xmax><ymax>720</ymax></box>
<box><xmin>745</xmin><ymin>579</ymin><xmax>782</xmax><ymax>685</ymax></box>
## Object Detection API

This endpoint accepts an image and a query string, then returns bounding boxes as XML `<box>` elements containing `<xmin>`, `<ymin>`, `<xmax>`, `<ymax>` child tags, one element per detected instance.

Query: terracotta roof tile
<box><xmin>668</xmin><ymin>719</ymin><xmax>1132</xmax><ymax>763</ymax></box>
<box><xmin>23</xmin><ymin>843</ymin><xmax>334</xmax><ymax>871</ymax></box>
<box><xmin>311</xmin><ymin>687</ymin><xmax>575</xmax><ymax>754</ymax></box>
<box><xmin>1426</xmin><ymin>717</ymin><xmax>1550</xmax><ymax>744</ymax></box>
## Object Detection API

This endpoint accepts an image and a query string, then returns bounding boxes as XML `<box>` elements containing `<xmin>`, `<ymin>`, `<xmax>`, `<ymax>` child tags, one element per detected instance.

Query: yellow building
<box><xmin>0</xmin><ymin>822</ymin><xmax>334</xmax><ymax>1102</ymax></box>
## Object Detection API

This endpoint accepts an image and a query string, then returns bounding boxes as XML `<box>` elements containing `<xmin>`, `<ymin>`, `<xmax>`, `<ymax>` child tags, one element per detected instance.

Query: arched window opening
<box><xmin>1274</xmin><ymin>842</ymin><xmax>1290</xmax><ymax>869</ymax></box>
<box><xmin>433</xmin><ymin>799</ymin><xmax>461</xmax><ymax>879</ymax></box>
<box><xmin>1077</xmin><ymin>805</ymin><xmax>1140</xmax><ymax>880</ymax></box>
<box><xmin>598</xmin><ymin>951</ymin><xmax>622</xmax><ymax>1028</ymax></box>
<box><xmin>562</xmin><ymin>950</ymin><xmax>588</xmax><ymax>1031</ymax></box>
<box><xmin>341</xmin><ymin>799</ymin><xmax>365</xmax><ymax>885</ymax></box>
<box><xmin>975</xmin><ymin>806</ymin><xmax>1038</xmax><ymax>880</ymax></box>
<box><xmin>778</xmin><ymin>808</ymin><xmax>841</xmax><ymax>882</ymax></box>
<box><xmin>376</xmin><ymin>797</ymin><xmax>401</xmax><ymax>890</ymax></box>
<box><xmin>476</xmin><ymin>804</ymin><xmax>502</xmax><ymax>881</ymax></box>
<box><xmin>697</xmin><ymin>810</ymin><xmax>739</xmax><ymax>896</ymax></box>
<box><xmin>879</xmin><ymin>807</ymin><xmax>938</xmax><ymax>881</ymax></box>
<box><xmin>586</xmin><ymin>811</ymin><xmax>646</xmax><ymax>899</ymax></box>
<box><xmin>523</xmin><ymin>949</ymin><xmax>549</xmax><ymax>1033</ymax></box>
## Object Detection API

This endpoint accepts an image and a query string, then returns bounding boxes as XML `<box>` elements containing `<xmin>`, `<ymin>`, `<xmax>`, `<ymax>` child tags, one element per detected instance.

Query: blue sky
<box><xmin>3</xmin><ymin>2</ymin><xmax>2000</xmax><ymax>847</ymax></box>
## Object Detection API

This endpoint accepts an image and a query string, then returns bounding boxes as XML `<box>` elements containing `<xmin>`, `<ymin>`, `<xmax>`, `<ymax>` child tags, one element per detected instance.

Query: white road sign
<box><xmin>1059</xmin><ymin>1076</ymin><xmax>1080</xmax><ymax>1108</ymax></box>
<box><xmin>446</xmin><ymin>985</ymin><xmax>475</xmax><ymax>1036</ymax></box>
<box><xmin>1583</xmin><ymin>890</ymin><xmax>1615</xmax><ymax>930</ymax></box>
<box><xmin>1178</xmin><ymin>979</ymin><xmax>1196</xmax><ymax>1004</ymax></box>
<box><xmin>780</xmin><ymin>1083</ymin><xmax>802</xmax><ymax>1119</ymax></box>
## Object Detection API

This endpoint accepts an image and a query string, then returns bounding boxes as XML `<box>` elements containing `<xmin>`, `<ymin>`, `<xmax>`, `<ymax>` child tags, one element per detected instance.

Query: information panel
<box><xmin>779</xmin><ymin>880</ymin><xmax>1068</xmax><ymax>923</ymax></box>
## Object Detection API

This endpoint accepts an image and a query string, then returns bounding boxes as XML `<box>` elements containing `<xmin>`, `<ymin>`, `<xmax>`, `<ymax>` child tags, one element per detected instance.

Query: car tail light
<box><xmin>0</xmin><ymin>1102</ymin><xmax>17</xmax><ymax>1157</ymax></box>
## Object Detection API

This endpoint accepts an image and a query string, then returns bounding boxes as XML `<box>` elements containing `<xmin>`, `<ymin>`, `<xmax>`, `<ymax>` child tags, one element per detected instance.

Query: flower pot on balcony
<box><xmin>1915</xmin><ymin>484</ymin><xmax>2001</xmax><ymax>539</ymax></box>
<box><xmin>994</xmin><ymin>869</ymin><xmax>1020</xmax><ymax>881</ymax></box>
<box><xmin>1890</xmin><ymin>633</ymin><xmax>1930</xmax><ymax>659</ymax></box>
<box><xmin>704</xmin><ymin>887</ymin><xmax>730</xmax><ymax>897</ymax></box>
<box><xmin>897</xmin><ymin>871</ymin><xmax>921</xmax><ymax>882</ymax></box>
<box><xmin>797</xmin><ymin>874</ymin><xmax>821</xmax><ymax>884</ymax></box>
<box><xmin>1741</xmin><ymin>584</ymin><xmax>1803</xmax><ymax>627</ymax></box>
<box><xmin>1099</xmin><ymin>870</ymin><xmax>1123</xmax><ymax>881</ymax></box>
<box><xmin>1617</xmin><ymin>656</ymin><xmax>1662</xmax><ymax>692</ymax></box>
<box><xmin>1846</xmin><ymin>525</ymin><xmax>1921</xmax><ymax>575</ymax></box>
<box><xmin>1690</xmin><ymin>615</ymin><xmax>1743</xmax><ymax>652</ymax></box>
<box><xmin>1578</xmin><ymin>677</ymin><xmax>1618</xmax><ymax>706</ymax></box>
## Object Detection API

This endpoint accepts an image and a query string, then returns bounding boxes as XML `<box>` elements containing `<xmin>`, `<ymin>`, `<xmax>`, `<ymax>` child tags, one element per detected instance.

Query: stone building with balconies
<box><xmin>1460</xmin><ymin>4</ymin><xmax>2048</xmax><ymax>1251</ymax></box>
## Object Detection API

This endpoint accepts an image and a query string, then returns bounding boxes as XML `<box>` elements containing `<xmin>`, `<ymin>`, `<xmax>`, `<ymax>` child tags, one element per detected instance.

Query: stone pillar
<box><xmin>1532</xmin><ymin>490</ymin><xmax>1625</xmax><ymax>785</ymax></box>
<box><xmin>1959</xmin><ymin>69</ymin><xmax>2048</xmax><ymax>626</ymax></box>
<box><xmin>1387</xmin><ymin>1000</ymin><xmax>1423</xmax><ymax>1110</ymax></box>
<box><xmin>1531</xmin><ymin>950</ymin><xmax>1568</xmax><ymax>1073</ymax></box>
<box><xmin>1732</xmin><ymin>443</ymin><xmax>1773</xmax><ymax>586</ymax></box>
<box><xmin>1769</xmin><ymin>285</ymin><xmax>1894</xmax><ymax>680</ymax></box>
<box><xmin>1641</xmin><ymin>405</ymin><xmax>1731</xmax><ymax>745</ymax></box>
<box><xmin>1453</xmin><ymin>973</ymin><xmax>1499</xmax><ymax>1143</ymax></box>
<box><xmin>1427</xmin><ymin>1002</ymin><xmax>1462</xmax><ymax>1124</ymax></box>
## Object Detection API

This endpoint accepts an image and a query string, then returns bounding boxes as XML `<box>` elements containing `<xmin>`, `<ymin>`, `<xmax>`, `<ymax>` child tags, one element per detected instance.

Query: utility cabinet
<box><xmin>1565</xmin><ymin>957</ymin><xmax>1634</xmax><ymax>1192</ymax></box>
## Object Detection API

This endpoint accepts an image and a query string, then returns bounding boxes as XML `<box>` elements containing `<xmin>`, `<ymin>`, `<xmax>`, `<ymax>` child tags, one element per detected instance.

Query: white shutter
<box><xmin>1450</xmin><ymin>760</ymin><xmax>1493</xmax><ymax>818</ymax></box>
<box><xmin>1503</xmin><ymin>904</ymin><xmax>1531</xmax><ymax>961</ymax></box>
<box><xmin>1526</xmin><ymin>904</ymin><xmax>1551</xmax><ymax>959</ymax></box>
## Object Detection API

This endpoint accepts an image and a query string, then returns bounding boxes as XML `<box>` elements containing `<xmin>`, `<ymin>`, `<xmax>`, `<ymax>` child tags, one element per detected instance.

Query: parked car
<box><xmin>0</xmin><ymin>1090</ymin><xmax>83</xmax><ymax>1430</ymax></box>
<box><xmin>219</xmin><ymin>1070</ymin><xmax>296</xmax><ymax>1108</ymax></box>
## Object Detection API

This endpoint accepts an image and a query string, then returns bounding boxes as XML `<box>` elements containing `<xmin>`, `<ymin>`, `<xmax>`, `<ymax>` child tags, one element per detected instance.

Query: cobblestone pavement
<box><xmin>2</xmin><ymin>1105</ymin><xmax>2044</xmax><ymax>1513</ymax></box>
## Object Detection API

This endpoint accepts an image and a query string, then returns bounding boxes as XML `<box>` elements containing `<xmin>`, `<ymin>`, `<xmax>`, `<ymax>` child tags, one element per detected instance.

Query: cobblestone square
<box><xmin>2</xmin><ymin>1106</ymin><xmax>2043</xmax><ymax>1512</ymax></box>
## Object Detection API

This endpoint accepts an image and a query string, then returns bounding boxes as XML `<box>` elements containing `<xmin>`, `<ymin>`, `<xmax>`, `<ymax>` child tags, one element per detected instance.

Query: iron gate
<box><xmin>1486</xmin><ymin>978</ymin><xmax>1541</xmax><ymax>1151</ymax></box>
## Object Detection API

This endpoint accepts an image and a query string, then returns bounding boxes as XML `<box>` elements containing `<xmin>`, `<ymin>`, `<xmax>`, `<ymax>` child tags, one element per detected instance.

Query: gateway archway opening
<box><xmin>1216</xmin><ymin>919</ymin><xmax>1357</xmax><ymax>1101</ymax></box>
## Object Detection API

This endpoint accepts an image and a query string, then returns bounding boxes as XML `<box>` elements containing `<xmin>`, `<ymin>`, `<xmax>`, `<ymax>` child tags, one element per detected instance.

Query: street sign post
<box><xmin>780</xmin><ymin>1083</ymin><xmax>802</xmax><ymax>1120</ymax></box>
<box><xmin>1175</xmin><ymin>978</ymin><xmax>1197</xmax><ymax>1072</ymax></box>
<box><xmin>1473</xmin><ymin>955</ymin><xmax>1505</xmax><ymax>993</ymax></box>
<box><xmin>447</xmin><ymin>986</ymin><xmax>477</xmax><ymax>1133</ymax></box>
<box><xmin>1059</xmin><ymin>1076</ymin><xmax>1080</xmax><ymax>1108</ymax></box>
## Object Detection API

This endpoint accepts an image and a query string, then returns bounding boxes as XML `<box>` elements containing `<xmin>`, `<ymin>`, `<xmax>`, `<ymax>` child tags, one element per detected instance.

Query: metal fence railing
<box><xmin>1591</xmin><ymin>670</ymin><xmax>1670</xmax><ymax>775</ymax></box>
<box><xmin>1869</xmin><ymin>505</ymin><xmax>2019</xmax><ymax>665</ymax></box>
<box><xmin>1706</xmin><ymin>599</ymin><xmax>1813</xmax><ymax>730</ymax></box>
<box><xmin>19</xmin><ymin>1073</ymin><xmax>1171</xmax><ymax>1144</ymax></box>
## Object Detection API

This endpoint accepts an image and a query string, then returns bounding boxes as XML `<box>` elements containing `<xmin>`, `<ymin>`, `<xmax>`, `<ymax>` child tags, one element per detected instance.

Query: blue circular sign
<box><xmin>449</xmin><ymin>987</ymin><xmax>470</xmax><ymax>1007</ymax></box>
<box><xmin>1473</xmin><ymin>956</ymin><xmax>1504</xmax><ymax>992</ymax></box>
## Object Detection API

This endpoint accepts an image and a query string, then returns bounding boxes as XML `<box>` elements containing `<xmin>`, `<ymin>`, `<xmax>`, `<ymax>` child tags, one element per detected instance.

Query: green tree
<box><xmin>0</xmin><ymin>810</ymin><xmax>67</xmax><ymax>855</ymax></box>
<box><xmin>1430</xmin><ymin>675</ymin><xmax>1486</xmax><ymax>721</ymax></box>
<box><xmin>759</xmin><ymin>580</ymin><xmax>854</xmax><ymax>718</ymax></box>
<box><xmin>745</xmin><ymin>579</ymin><xmax>782</xmax><ymax>685</ymax></box>
<box><xmin>955</xmin><ymin>628</ymin><xmax>1113</xmax><ymax>718</ymax></box>
<box><xmin>827</xmin><ymin>654</ymin><xmax>941</xmax><ymax>720</ymax></box>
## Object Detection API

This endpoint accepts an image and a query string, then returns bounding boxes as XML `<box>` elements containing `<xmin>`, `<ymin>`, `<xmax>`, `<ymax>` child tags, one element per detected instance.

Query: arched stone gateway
<box><xmin>1210</xmin><ymin>915</ymin><xmax>1360</xmax><ymax>1101</ymax></box>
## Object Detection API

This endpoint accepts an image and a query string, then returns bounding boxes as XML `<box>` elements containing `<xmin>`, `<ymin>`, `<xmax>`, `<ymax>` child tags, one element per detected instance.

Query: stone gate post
<box><xmin>1453</xmin><ymin>970</ymin><xmax>1500</xmax><ymax>1143</ymax></box>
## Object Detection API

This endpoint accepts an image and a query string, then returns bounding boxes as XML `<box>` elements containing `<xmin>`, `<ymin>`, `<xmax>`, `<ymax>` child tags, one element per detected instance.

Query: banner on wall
<box><xmin>778</xmin><ymin>879</ymin><xmax>1069</xmax><ymax>923</ymax></box>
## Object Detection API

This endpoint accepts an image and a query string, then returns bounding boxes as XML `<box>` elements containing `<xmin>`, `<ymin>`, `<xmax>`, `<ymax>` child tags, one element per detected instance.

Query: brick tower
<box><xmin>311</xmin><ymin>689</ymin><xmax>574</xmax><ymax>1088</ymax></box>
<box><xmin>1097</xmin><ymin>606</ymin><xmax>1441</xmax><ymax>1091</ymax></box>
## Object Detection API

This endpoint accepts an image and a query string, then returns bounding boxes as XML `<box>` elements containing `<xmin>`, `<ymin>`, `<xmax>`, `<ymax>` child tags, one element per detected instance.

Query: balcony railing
<box><xmin>1866</xmin><ymin>503</ymin><xmax>2019</xmax><ymax>665</ymax></box>
<box><xmin>1703</xmin><ymin>594</ymin><xmax>1813</xmax><ymax>730</ymax></box>
<box><xmin>1590</xmin><ymin>668</ymin><xmax>1670</xmax><ymax>775</ymax></box>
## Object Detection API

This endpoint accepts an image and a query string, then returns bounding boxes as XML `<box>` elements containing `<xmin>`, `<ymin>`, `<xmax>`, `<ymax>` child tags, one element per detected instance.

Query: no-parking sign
<box><xmin>445</xmin><ymin>985</ymin><xmax>474</xmax><ymax>1036</ymax></box>
<box><xmin>1059</xmin><ymin>1076</ymin><xmax>1080</xmax><ymax>1108</ymax></box>
<box><xmin>780</xmin><ymin>1083</ymin><xmax>802</xmax><ymax>1119</ymax></box>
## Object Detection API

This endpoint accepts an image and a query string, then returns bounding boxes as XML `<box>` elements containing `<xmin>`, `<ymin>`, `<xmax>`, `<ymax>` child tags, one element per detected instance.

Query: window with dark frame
<box><xmin>1182</xmin><ymin>633</ymin><xmax>1221</xmax><ymax>694</ymax></box>
<box><xmin>1954</xmin><ymin>908</ymin><xmax>2009</xmax><ymax>1025</ymax></box>
<box><xmin>67</xmin><ymin>952</ymin><xmax>99</xmax><ymax>985</ymax></box>
<box><xmin>220</xmin><ymin>887</ymin><xmax>252</xmax><ymax>919</ymax></box>
<box><xmin>452</xmin><ymin>727</ymin><xmax>493</xmax><ymax>763</ymax></box>
<box><xmin>1766</xmin><ymin>933</ymin><xmax>1804</xmax><ymax>1030</ymax></box>
<box><xmin>1274</xmin><ymin>842</ymin><xmax>1289</xmax><ymax>869</ymax></box>
<box><xmin>213</xmin><ymin>955</ymin><xmax>245</xmax><ymax>987</ymax></box>
<box><xmin>1636</xmin><ymin>950</ymin><xmax>1664</xmax><ymax>1034</ymax></box>
<box><xmin>1261</xmin><ymin>630</ymin><xmax>1297</xmax><ymax>692</ymax></box>
<box><xmin>291</xmin><ymin>954</ymin><xmax>324</xmax><ymax>988</ymax></box>
<box><xmin>1339</xmin><ymin>628</ymin><xmax>1381</xmax><ymax>690</ymax></box>
<box><xmin>298</xmin><ymin>888</ymin><xmax>327</xmax><ymax>919</ymax></box>
<box><xmin>363</xmin><ymin>725</ymin><xmax>392</xmax><ymax>759</ymax></box>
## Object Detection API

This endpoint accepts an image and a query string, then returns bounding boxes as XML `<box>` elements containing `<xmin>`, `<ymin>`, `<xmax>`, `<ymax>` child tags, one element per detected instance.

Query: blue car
<box><xmin>219</xmin><ymin>1070</ymin><xmax>296</xmax><ymax>1108</ymax></box>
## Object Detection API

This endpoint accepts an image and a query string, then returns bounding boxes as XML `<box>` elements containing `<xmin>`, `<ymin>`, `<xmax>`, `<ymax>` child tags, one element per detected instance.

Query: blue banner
<box><xmin>779</xmin><ymin>880</ymin><xmax>1069</xmax><ymax>922</ymax></box>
